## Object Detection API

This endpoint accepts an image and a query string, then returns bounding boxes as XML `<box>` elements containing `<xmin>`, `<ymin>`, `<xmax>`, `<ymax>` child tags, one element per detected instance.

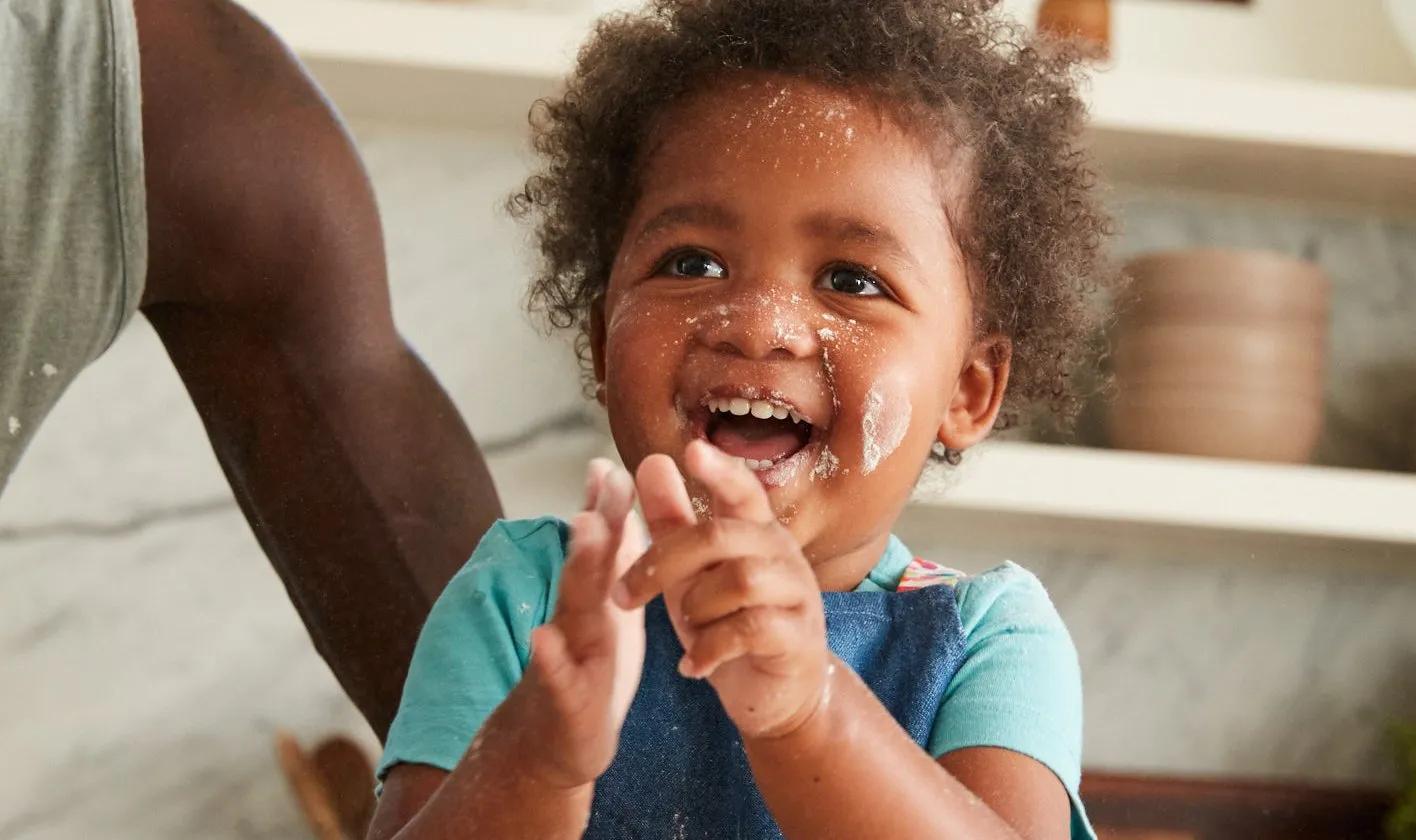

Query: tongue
<box><xmin>708</xmin><ymin>415</ymin><xmax>808</xmax><ymax>462</ymax></box>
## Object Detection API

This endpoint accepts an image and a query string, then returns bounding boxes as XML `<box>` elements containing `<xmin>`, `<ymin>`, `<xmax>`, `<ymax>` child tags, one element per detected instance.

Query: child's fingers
<box><xmin>685</xmin><ymin>440</ymin><xmax>774</xmax><ymax>524</ymax></box>
<box><xmin>595</xmin><ymin>466</ymin><xmax>636</xmax><ymax>542</ymax></box>
<box><xmin>636</xmin><ymin>453</ymin><xmax>698</xmax><ymax>538</ymax></box>
<box><xmin>676</xmin><ymin>557</ymin><xmax>805</xmax><ymax>628</ymax></box>
<box><xmin>613</xmin><ymin>518</ymin><xmax>784</xmax><ymax>608</ymax></box>
<box><xmin>612</xmin><ymin>508</ymin><xmax>649</xmax><ymax>580</ymax></box>
<box><xmin>678</xmin><ymin>606</ymin><xmax>797</xmax><ymax>679</ymax></box>
<box><xmin>559</xmin><ymin>510</ymin><xmax>614</xmax><ymax>615</ymax></box>
<box><xmin>596</xmin><ymin>466</ymin><xmax>647</xmax><ymax>582</ymax></box>
<box><xmin>583</xmin><ymin>458</ymin><xmax>617</xmax><ymax>512</ymax></box>
<box><xmin>528</xmin><ymin>623</ymin><xmax>577</xmax><ymax>695</ymax></box>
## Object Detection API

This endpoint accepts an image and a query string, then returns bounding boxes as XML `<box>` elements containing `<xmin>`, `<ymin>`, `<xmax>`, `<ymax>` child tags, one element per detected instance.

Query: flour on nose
<box><xmin>773</xmin><ymin>316</ymin><xmax>806</xmax><ymax>345</ymax></box>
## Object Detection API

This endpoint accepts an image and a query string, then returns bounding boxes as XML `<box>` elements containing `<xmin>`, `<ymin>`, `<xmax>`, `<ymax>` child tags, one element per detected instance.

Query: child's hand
<box><xmin>515</xmin><ymin>459</ymin><xmax>647</xmax><ymax>789</ymax></box>
<box><xmin>617</xmin><ymin>441</ymin><xmax>830</xmax><ymax>740</ymax></box>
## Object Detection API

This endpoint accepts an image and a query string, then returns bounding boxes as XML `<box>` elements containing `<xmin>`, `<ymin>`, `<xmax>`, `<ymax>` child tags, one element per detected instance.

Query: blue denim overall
<box><xmin>586</xmin><ymin>582</ymin><xmax>967</xmax><ymax>839</ymax></box>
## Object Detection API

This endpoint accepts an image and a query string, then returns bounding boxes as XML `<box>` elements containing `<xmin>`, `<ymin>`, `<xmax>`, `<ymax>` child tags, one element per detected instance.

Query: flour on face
<box><xmin>811</xmin><ymin>445</ymin><xmax>841</xmax><ymax>480</ymax></box>
<box><xmin>860</xmin><ymin>382</ymin><xmax>909</xmax><ymax>475</ymax></box>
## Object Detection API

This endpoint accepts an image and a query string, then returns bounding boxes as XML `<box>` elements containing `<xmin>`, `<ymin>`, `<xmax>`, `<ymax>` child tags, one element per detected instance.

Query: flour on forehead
<box><xmin>719</xmin><ymin>78</ymin><xmax>863</xmax><ymax>151</ymax></box>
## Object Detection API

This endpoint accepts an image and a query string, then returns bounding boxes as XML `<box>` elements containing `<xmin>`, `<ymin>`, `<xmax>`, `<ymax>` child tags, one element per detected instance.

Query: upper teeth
<box><xmin>707</xmin><ymin>397</ymin><xmax>804</xmax><ymax>424</ymax></box>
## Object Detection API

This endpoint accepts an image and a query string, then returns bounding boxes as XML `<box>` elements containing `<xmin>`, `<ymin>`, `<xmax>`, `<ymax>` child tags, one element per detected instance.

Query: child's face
<box><xmin>592</xmin><ymin>74</ymin><xmax>1006</xmax><ymax>571</ymax></box>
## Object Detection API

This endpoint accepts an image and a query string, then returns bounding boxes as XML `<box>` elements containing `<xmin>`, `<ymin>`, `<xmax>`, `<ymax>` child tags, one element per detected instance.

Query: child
<box><xmin>368</xmin><ymin>0</ymin><xmax>1113</xmax><ymax>837</ymax></box>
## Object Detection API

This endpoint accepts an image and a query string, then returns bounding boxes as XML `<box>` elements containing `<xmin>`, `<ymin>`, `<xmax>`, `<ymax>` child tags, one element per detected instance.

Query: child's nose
<box><xmin>700</xmin><ymin>291</ymin><xmax>818</xmax><ymax>361</ymax></box>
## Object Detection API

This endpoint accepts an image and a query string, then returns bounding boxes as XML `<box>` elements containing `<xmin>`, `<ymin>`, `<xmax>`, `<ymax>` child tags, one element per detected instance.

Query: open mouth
<box><xmin>696</xmin><ymin>392</ymin><xmax>821</xmax><ymax>480</ymax></box>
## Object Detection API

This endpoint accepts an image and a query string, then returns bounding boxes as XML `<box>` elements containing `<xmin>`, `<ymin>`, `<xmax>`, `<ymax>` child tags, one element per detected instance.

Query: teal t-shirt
<box><xmin>379</xmin><ymin>517</ymin><xmax>1094</xmax><ymax>839</ymax></box>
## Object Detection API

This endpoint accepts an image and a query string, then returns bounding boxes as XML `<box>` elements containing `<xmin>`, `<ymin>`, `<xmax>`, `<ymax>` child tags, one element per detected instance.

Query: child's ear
<box><xmin>937</xmin><ymin>335</ymin><xmax>1011</xmax><ymax>452</ymax></box>
<box><xmin>589</xmin><ymin>296</ymin><xmax>609</xmax><ymax>405</ymax></box>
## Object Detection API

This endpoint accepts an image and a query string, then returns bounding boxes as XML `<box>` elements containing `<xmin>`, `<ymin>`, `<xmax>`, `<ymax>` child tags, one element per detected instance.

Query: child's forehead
<box><xmin>720</xmin><ymin>75</ymin><xmax>865</xmax><ymax>123</ymax></box>
<box><xmin>641</xmin><ymin>72</ymin><xmax>931</xmax><ymax>178</ymax></box>
<box><xmin>660</xmin><ymin>73</ymin><xmax>878</xmax><ymax>140</ymax></box>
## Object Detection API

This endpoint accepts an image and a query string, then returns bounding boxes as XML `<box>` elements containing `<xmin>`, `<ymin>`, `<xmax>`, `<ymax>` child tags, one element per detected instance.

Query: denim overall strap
<box><xmin>587</xmin><ymin>582</ymin><xmax>966</xmax><ymax>839</ymax></box>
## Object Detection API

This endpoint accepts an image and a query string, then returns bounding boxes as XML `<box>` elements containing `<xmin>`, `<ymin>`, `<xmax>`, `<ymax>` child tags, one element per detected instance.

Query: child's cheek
<box><xmin>603</xmin><ymin>291</ymin><xmax>697</xmax><ymax>460</ymax></box>
<box><xmin>860</xmin><ymin>373</ymin><xmax>912</xmax><ymax>476</ymax></box>
<box><xmin>605</xmin><ymin>292</ymin><xmax>692</xmax><ymax>382</ymax></box>
<box><xmin>834</xmin><ymin>338</ymin><xmax>943</xmax><ymax>478</ymax></box>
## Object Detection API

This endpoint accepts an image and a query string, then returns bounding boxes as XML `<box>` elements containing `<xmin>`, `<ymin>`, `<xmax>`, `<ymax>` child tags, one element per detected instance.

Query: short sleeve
<box><xmin>928</xmin><ymin>562</ymin><xmax>1094</xmax><ymax>839</ymax></box>
<box><xmin>376</xmin><ymin>517</ymin><xmax>569</xmax><ymax>783</ymax></box>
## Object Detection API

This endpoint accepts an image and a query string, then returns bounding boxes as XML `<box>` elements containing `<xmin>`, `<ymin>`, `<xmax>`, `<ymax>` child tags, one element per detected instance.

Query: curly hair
<box><xmin>509</xmin><ymin>0</ymin><xmax>1116</xmax><ymax>436</ymax></box>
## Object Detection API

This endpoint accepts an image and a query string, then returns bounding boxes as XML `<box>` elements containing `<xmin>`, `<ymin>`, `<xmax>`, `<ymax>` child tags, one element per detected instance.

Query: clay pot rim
<box><xmin>1118</xmin><ymin>321</ymin><xmax>1327</xmax><ymax>337</ymax></box>
<box><xmin>1120</xmin><ymin>249</ymin><xmax>1330</xmax><ymax>315</ymax></box>
<box><xmin>1111</xmin><ymin>389</ymin><xmax>1325</xmax><ymax>412</ymax></box>
<box><xmin>1113</xmin><ymin>372</ymin><xmax>1324</xmax><ymax>392</ymax></box>
<box><xmin>1123</xmin><ymin>247</ymin><xmax>1328</xmax><ymax>281</ymax></box>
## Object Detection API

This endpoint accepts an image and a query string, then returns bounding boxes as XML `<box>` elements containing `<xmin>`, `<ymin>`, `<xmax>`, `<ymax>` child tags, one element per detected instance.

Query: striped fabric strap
<box><xmin>896</xmin><ymin>557</ymin><xmax>965</xmax><ymax>592</ymax></box>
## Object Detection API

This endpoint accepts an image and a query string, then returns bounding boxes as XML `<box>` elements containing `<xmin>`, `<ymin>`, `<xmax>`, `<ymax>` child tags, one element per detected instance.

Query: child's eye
<box><xmin>819</xmin><ymin>266</ymin><xmax>884</xmax><ymax>297</ymax></box>
<box><xmin>657</xmin><ymin>250</ymin><xmax>727</xmax><ymax>279</ymax></box>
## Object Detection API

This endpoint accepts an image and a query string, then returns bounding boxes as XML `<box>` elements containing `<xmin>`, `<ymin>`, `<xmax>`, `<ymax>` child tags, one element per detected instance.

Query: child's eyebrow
<box><xmin>633</xmin><ymin>202</ymin><xmax>740</xmax><ymax>245</ymax></box>
<box><xmin>802</xmin><ymin>213</ymin><xmax>919</xmax><ymax>271</ymax></box>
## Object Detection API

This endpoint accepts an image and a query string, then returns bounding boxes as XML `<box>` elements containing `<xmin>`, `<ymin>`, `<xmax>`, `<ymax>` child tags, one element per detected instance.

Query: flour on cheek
<box><xmin>861</xmin><ymin>381</ymin><xmax>910</xmax><ymax>475</ymax></box>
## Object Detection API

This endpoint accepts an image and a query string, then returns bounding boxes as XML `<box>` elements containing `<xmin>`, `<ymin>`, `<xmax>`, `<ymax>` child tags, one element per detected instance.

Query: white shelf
<box><xmin>1086</xmin><ymin>71</ymin><xmax>1416</xmax><ymax>212</ymax></box>
<box><xmin>239</xmin><ymin>0</ymin><xmax>1416</xmax><ymax>212</ymax></box>
<box><xmin>912</xmin><ymin>441</ymin><xmax>1416</xmax><ymax>547</ymax></box>
<box><xmin>239</xmin><ymin>0</ymin><xmax>582</xmax><ymax>129</ymax></box>
<box><xmin>248</xmin><ymin>0</ymin><xmax>581</xmax><ymax>81</ymax></box>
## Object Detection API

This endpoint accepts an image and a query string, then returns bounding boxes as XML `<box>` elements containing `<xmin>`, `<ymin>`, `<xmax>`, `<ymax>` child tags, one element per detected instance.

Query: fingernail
<box><xmin>610</xmin><ymin>580</ymin><xmax>631</xmax><ymax>608</ymax></box>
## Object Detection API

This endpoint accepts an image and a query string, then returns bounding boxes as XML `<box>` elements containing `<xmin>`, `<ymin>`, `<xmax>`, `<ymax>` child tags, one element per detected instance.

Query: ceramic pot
<box><xmin>1107</xmin><ymin>248</ymin><xmax>1330</xmax><ymax>463</ymax></box>
<box><xmin>1037</xmin><ymin>0</ymin><xmax>1111</xmax><ymax>58</ymax></box>
<box><xmin>1113</xmin><ymin>323</ymin><xmax>1326</xmax><ymax>393</ymax></box>
<box><xmin>1108</xmin><ymin>387</ymin><xmax>1323</xmax><ymax>462</ymax></box>
<box><xmin>1121</xmin><ymin>249</ymin><xmax>1329</xmax><ymax>326</ymax></box>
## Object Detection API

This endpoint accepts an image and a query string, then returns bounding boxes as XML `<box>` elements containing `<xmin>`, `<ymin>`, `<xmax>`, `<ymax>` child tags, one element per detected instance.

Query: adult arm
<box><xmin>132</xmin><ymin>0</ymin><xmax>502</xmax><ymax>738</ymax></box>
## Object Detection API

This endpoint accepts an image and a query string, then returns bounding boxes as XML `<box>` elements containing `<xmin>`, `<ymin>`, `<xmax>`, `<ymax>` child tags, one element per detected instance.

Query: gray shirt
<box><xmin>0</xmin><ymin>0</ymin><xmax>148</xmax><ymax>495</ymax></box>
